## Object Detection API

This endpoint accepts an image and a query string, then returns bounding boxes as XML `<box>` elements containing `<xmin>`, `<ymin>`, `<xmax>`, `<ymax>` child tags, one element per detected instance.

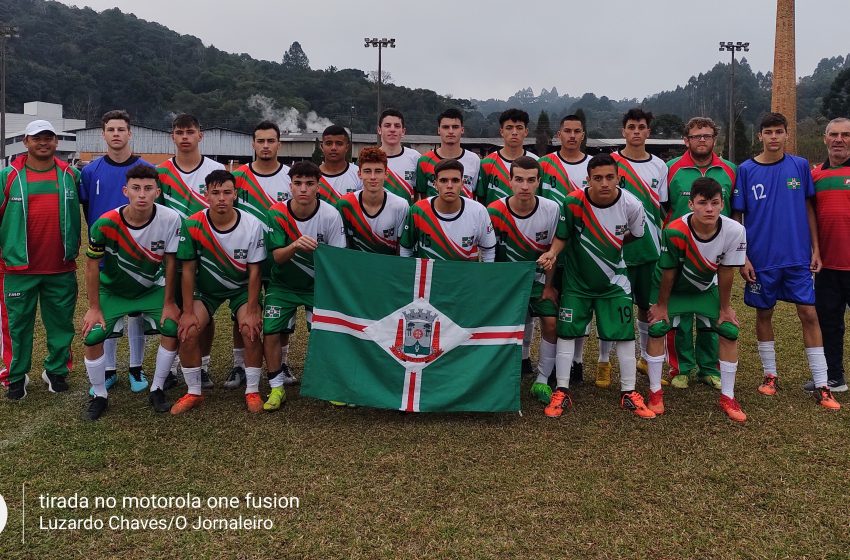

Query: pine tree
<box><xmin>535</xmin><ymin>111</ymin><xmax>552</xmax><ymax>156</ymax></box>
<box><xmin>282</xmin><ymin>41</ymin><xmax>310</xmax><ymax>70</ymax></box>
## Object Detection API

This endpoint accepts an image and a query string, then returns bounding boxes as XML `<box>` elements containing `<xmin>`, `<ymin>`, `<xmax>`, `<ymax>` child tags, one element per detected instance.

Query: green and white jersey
<box><xmin>86</xmin><ymin>203</ymin><xmax>182</xmax><ymax>298</ymax></box>
<box><xmin>176</xmin><ymin>209</ymin><xmax>266</xmax><ymax>297</ymax></box>
<box><xmin>399</xmin><ymin>197</ymin><xmax>496</xmax><ymax>262</ymax></box>
<box><xmin>488</xmin><ymin>196</ymin><xmax>567</xmax><ymax>297</ymax></box>
<box><xmin>414</xmin><ymin>148</ymin><xmax>481</xmax><ymax>199</ymax></box>
<box><xmin>157</xmin><ymin>157</ymin><xmax>224</xmax><ymax>219</ymax></box>
<box><xmin>337</xmin><ymin>191</ymin><xmax>409</xmax><ymax>255</ymax></box>
<box><xmin>233</xmin><ymin>162</ymin><xmax>292</xmax><ymax>226</ymax></box>
<box><xmin>659</xmin><ymin>213</ymin><xmax>746</xmax><ymax>295</ymax></box>
<box><xmin>562</xmin><ymin>188</ymin><xmax>645</xmax><ymax>298</ymax></box>
<box><xmin>476</xmin><ymin>149</ymin><xmax>538</xmax><ymax>204</ymax></box>
<box><xmin>539</xmin><ymin>152</ymin><xmax>589</xmax><ymax>205</ymax></box>
<box><xmin>384</xmin><ymin>146</ymin><xmax>421</xmax><ymax>204</ymax></box>
<box><xmin>611</xmin><ymin>151</ymin><xmax>668</xmax><ymax>266</ymax></box>
<box><xmin>267</xmin><ymin>200</ymin><xmax>346</xmax><ymax>293</ymax></box>
<box><xmin>318</xmin><ymin>163</ymin><xmax>363</xmax><ymax>206</ymax></box>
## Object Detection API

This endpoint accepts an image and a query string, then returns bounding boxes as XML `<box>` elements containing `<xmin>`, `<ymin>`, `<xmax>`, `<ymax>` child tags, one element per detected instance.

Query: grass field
<box><xmin>1</xmin><ymin>266</ymin><xmax>849</xmax><ymax>560</ymax></box>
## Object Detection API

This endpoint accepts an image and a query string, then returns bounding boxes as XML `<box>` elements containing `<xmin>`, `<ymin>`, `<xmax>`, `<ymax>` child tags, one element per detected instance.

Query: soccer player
<box><xmin>402</xmin><ymin>159</ymin><xmax>496</xmax><ymax>262</ymax></box>
<box><xmin>318</xmin><ymin>125</ymin><xmax>362</xmax><ymax>205</ymax></box>
<box><xmin>81</xmin><ymin>165</ymin><xmax>182</xmax><ymax>420</ymax></box>
<box><xmin>415</xmin><ymin>108</ymin><xmax>481</xmax><ymax>200</ymax></box>
<box><xmin>541</xmin><ymin>153</ymin><xmax>655</xmax><ymax>419</ymax></box>
<box><xmin>733</xmin><ymin>112</ymin><xmax>839</xmax><ymax>409</ymax></box>
<box><xmin>263</xmin><ymin>161</ymin><xmax>346</xmax><ymax>411</ymax></box>
<box><xmin>337</xmin><ymin>147</ymin><xmax>408</xmax><ymax>254</ymax></box>
<box><xmin>378</xmin><ymin>108</ymin><xmax>420</xmax><ymax>204</ymax></box>
<box><xmin>809</xmin><ymin>117</ymin><xmax>850</xmax><ymax>393</ymax></box>
<box><xmin>227</xmin><ymin>120</ymin><xmax>293</xmax><ymax>390</ymax></box>
<box><xmin>79</xmin><ymin>110</ymin><xmax>154</xmax><ymax>395</ymax></box>
<box><xmin>477</xmin><ymin>108</ymin><xmax>537</xmax><ymax>205</ymax></box>
<box><xmin>665</xmin><ymin>117</ymin><xmax>736</xmax><ymax>390</ymax></box>
<box><xmin>171</xmin><ymin>170</ymin><xmax>267</xmax><ymax>414</ymax></box>
<box><xmin>644</xmin><ymin>178</ymin><xmax>748</xmax><ymax>422</ymax></box>
<box><xmin>487</xmin><ymin>155</ymin><xmax>565</xmax><ymax>404</ymax></box>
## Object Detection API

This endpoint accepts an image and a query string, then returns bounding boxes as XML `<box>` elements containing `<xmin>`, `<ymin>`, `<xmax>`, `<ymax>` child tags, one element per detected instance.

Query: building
<box><xmin>3</xmin><ymin>101</ymin><xmax>86</xmax><ymax>165</ymax></box>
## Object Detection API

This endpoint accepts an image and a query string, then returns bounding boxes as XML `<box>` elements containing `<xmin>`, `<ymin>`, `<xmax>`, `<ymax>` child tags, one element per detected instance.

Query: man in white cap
<box><xmin>0</xmin><ymin>120</ymin><xmax>81</xmax><ymax>400</ymax></box>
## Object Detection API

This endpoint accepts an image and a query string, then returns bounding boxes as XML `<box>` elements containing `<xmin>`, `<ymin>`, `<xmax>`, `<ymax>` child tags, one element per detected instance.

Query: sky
<box><xmin>60</xmin><ymin>0</ymin><xmax>849</xmax><ymax>102</ymax></box>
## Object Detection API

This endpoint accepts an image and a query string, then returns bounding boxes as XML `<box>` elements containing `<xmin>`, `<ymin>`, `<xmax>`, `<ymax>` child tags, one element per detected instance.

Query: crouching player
<box><xmin>81</xmin><ymin>164</ymin><xmax>183</xmax><ymax>420</ymax></box>
<box><xmin>172</xmin><ymin>170</ymin><xmax>267</xmax><ymax>414</ymax></box>
<box><xmin>645</xmin><ymin>178</ymin><xmax>748</xmax><ymax>422</ymax></box>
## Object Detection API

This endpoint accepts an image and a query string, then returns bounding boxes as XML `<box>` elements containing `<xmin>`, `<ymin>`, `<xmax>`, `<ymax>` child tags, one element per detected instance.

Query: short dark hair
<box><xmin>437</xmin><ymin>108</ymin><xmax>464</xmax><ymax>126</ymax></box>
<box><xmin>759</xmin><ymin>112</ymin><xmax>788</xmax><ymax>132</ymax></box>
<box><xmin>587</xmin><ymin>153</ymin><xmax>618</xmax><ymax>174</ymax></box>
<box><xmin>205</xmin><ymin>169</ymin><xmax>235</xmax><ymax>188</ymax></box>
<box><xmin>434</xmin><ymin>158</ymin><xmax>464</xmax><ymax>178</ymax></box>
<box><xmin>690</xmin><ymin>177</ymin><xmax>723</xmax><ymax>201</ymax></box>
<box><xmin>499</xmin><ymin>108</ymin><xmax>529</xmax><ymax>127</ymax></box>
<box><xmin>358</xmin><ymin>146</ymin><xmax>387</xmax><ymax>168</ymax></box>
<box><xmin>288</xmin><ymin>160</ymin><xmax>322</xmax><ymax>181</ymax></box>
<box><xmin>510</xmin><ymin>155</ymin><xmax>540</xmax><ymax>179</ymax></box>
<box><xmin>101</xmin><ymin>110</ymin><xmax>131</xmax><ymax>129</ymax></box>
<box><xmin>622</xmin><ymin>108</ymin><xmax>653</xmax><ymax>128</ymax></box>
<box><xmin>379</xmin><ymin>108</ymin><xmax>405</xmax><ymax>128</ymax></box>
<box><xmin>172</xmin><ymin>113</ymin><xmax>200</xmax><ymax>131</ymax></box>
<box><xmin>322</xmin><ymin>124</ymin><xmax>350</xmax><ymax>141</ymax></box>
<box><xmin>559</xmin><ymin>114</ymin><xmax>584</xmax><ymax>128</ymax></box>
<box><xmin>254</xmin><ymin>120</ymin><xmax>280</xmax><ymax>140</ymax></box>
<box><xmin>125</xmin><ymin>163</ymin><xmax>157</xmax><ymax>182</ymax></box>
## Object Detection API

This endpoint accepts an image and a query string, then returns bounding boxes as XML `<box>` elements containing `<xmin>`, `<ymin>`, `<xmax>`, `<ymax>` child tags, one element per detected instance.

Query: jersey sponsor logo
<box><xmin>651</xmin><ymin>179</ymin><xmax>659</xmax><ymax>188</ymax></box>
<box><xmin>786</xmin><ymin>177</ymin><xmax>801</xmax><ymax>189</ymax></box>
<box><xmin>199</xmin><ymin>184</ymin><xmax>207</xmax><ymax>195</ymax></box>
<box><xmin>405</xmin><ymin>170</ymin><xmax>416</xmax><ymax>182</ymax></box>
<box><xmin>316</xmin><ymin>234</ymin><xmax>325</xmax><ymax>243</ymax></box>
<box><xmin>382</xmin><ymin>228</ymin><xmax>395</xmax><ymax>239</ymax></box>
<box><xmin>737</xmin><ymin>242</ymin><xmax>746</xmax><ymax>251</ymax></box>
<box><xmin>233</xmin><ymin>248</ymin><xmax>248</xmax><ymax>259</ymax></box>
<box><xmin>558</xmin><ymin>307</ymin><xmax>573</xmax><ymax>322</ymax></box>
<box><xmin>5</xmin><ymin>292</ymin><xmax>21</xmax><ymax>298</ymax></box>
<box><xmin>461</xmin><ymin>236</ymin><xmax>474</xmax><ymax>248</ymax></box>
<box><xmin>257</xmin><ymin>238</ymin><xmax>265</xmax><ymax>248</ymax></box>
<box><xmin>150</xmin><ymin>240</ymin><xmax>165</xmax><ymax>251</ymax></box>
<box><xmin>747</xmin><ymin>282</ymin><xmax>762</xmax><ymax>294</ymax></box>
<box><xmin>615</xmin><ymin>224</ymin><xmax>628</xmax><ymax>236</ymax></box>
<box><xmin>264</xmin><ymin>305</ymin><xmax>282</xmax><ymax>319</ymax></box>
<box><xmin>8</xmin><ymin>196</ymin><xmax>22</xmax><ymax>202</ymax></box>
<box><xmin>277</xmin><ymin>192</ymin><xmax>290</xmax><ymax>202</ymax></box>
<box><xmin>535</xmin><ymin>230</ymin><xmax>549</xmax><ymax>242</ymax></box>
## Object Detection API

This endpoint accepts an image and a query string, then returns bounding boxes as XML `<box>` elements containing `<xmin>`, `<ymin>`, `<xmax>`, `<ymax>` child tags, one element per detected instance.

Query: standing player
<box><xmin>487</xmin><ymin>156</ymin><xmax>565</xmax><ymax>404</ymax></box>
<box><xmin>81</xmin><ymin>165</ymin><xmax>182</xmax><ymax>420</ymax></box>
<box><xmin>80</xmin><ymin>110</ymin><xmax>153</xmax><ymax>394</ymax></box>
<box><xmin>318</xmin><ymin>125</ymin><xmax>362</xmax><ymax>205</ymax></box>
<box><xmin>263</xmin><ymin>161</ymin><xmax>347</xmax><ymax>411</ymax></box>
<box><xmin>402</xmin><ymin>159</ymin><xmax>496</xmax><ymax>262</ymax></box>
<box><xmin>665</xmin><ymin>117</ymin><xmax>736</xmax><ymax>390</ymax></box>
<box><xmin>732</xmin><ymin>113</ymin><xmax>839</xmax><ymax>409</ymax></box>
<box><xmin>645</xmin><ymin>178</ymin><xmax>748</xmax><ymax>422</ymax></box>
<box><xmin>172</xmin><ymin>170</ymin><xmax>266</xmax><ymax>414</ymax></box>
<box><xmin>477</xmin><ymin>108</ymin><xmax>537</xmax><ymax>205</ymax></box>
<box><xmin>337</xmin><ymin>147</ymin><xmax>408</xmax><ymax>254</ymax></box>
<box><xmin>415</xmin><ymin>108</ymin><xmax>481</xmax><ymax>200</ymax></box>
<box><xmin>378</xmin><ymin>109</ymin><xmax>420</xmax><ymax>204</ymax></box>
<box><xmin>541</xmin><ymin>154</ymin><xmax>655</xmax><ymax>419</ymax></box>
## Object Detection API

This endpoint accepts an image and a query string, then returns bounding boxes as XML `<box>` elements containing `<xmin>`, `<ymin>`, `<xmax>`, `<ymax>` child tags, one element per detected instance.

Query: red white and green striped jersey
<box><xmin>476</xmin><ymin>149</ymin><xmax>538</xmax><ymax>204</ymax></box>
<box><xmin>87</xmin><ymin>203</ymin><xmax>182</xmax><ymax>298</ymax></box>
<box><xmin>384</xmin><ymin>147</ymin><xmax>421</xmax><ymax>204</ymax></box>
<box><xmin>813</xmin><ymin>159</ymin><xmax>850</xmax><ymax>270</ymax></box>
<box><xmin>666</xmin><ymin>152</ymin><xmax>735</xmax><ymax>220</ymax></box>
<box><xmin>233</xmin><ymin>162</ymin><xmax>292</xmax><ymax>226</ymax></box>
<box><xmin>611</xmin><ymin>151</ymin><xmax>668</xmax><ymax>265</ymax></box>
<box><xmin>337</xmin><ymin>191</ymin><xmax>409</xmax><ymax>255</ymax></box>
<box><xmin>539</xmin><ymin>152</ymin><xmax>589</xmax><ymax>205</ymax></box>
<box><xmin>488</xmin><ymin>196</ymin><xmax>567</xmax><ymax>297</ymax></box>
<box><xmin>561</xmin><ymin>188</ymin><xmax>645</xmax><ymax>298</ymax></box>
<box><xmin>399</xmin><ymin>197</ymin><xmax>496</xmax><ymax>262</ymax></box>
<box><xmin>659</xmin><ymin>214</ymin><xmax>746</xmax><ymax>294</ymax></box>
<box><xmin>318</xmin><ymin>163</ymin><xmax>362</xmax><ymax>206</ymax></box>
<box><xmin>176</xmin><ymin>209</ymin><xmax>266</xmax><ymax>297</ymax></box>
<box><xmin>414</xmin><ymin>148</ymin><xmax>481</xmax><ymax>199</ymax></box>
<box><xmin>157</xmin><ymin>157</ymin><xmax>223</xmax><ymax>219</ymax></box>
<box><xmin>267</xmin><ymin>200</ymin><xmax>346</xmax><ymax>293</ymax></box>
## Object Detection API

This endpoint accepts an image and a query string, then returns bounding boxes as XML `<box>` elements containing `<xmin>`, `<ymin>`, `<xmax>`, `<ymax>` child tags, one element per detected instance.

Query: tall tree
<box><xmin>823</xmin><ymin>66</ymin><xmax>850</xmax><ymax>118</ymax></box>
<box><xmin>653</xmin><ymin>114</ymin><xmax>685</xmax><ymax>138</ymax></box>
<box><xmin>535</xmin><ymin>110</ymin><xmax>552</xmax><ymax>156</ymax></box>
<box><xmin>282</xmin><ymin>41</ymin><xmax>310</xmax><ymax>70</ymax></box>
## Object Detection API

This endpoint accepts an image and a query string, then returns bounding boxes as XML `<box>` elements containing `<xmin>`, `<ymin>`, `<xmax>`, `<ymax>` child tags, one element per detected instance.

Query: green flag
<box><xmin>302</xmin><ymin>246</ymin><xmax>535</xmax><ymax>412</ymax></box>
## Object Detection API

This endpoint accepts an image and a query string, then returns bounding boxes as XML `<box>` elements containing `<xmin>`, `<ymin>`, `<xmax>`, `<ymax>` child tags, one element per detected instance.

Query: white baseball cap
<box><xmin>24</xmin><ymin>119</ymin><xmax>56</xmax><ymax>137</ymax></box>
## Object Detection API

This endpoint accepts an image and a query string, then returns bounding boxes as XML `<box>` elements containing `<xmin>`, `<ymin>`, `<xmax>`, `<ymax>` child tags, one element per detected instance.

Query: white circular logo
<box><xmin>0</xmin><ymin>494</ymin><xmax>8</xmax><ymax>534</ymax></box>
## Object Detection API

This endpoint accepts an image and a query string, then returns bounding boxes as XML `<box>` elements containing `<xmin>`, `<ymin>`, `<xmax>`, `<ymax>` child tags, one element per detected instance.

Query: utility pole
<box><xmin>364</xmin><ymin>37</ymin><xmax>395</xmax><ymax>139</ymax></box>
<box><xmin>719</xmin><ymin>41</ymin><xmax>749</xmax><ymax>163</ymax></box>
<box><xmin>0</xmin><ymin>25</ymin><xmax>20</xmax><ymax>164</ymax></box>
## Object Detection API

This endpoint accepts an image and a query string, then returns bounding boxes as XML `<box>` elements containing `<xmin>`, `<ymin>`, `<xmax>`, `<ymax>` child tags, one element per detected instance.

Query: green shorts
<box><xmin>263</xmin><ymin>287</ymin><xmax>314</xmax><ymax>335</ymax></box>
<box><xmin>197</xmin><ymin>289</ymin><xmax>250</xmax><ymax>320</ymax></box>
<box><xmin>84</xmin><ymin>287</ymin><xmax>177</xmax><ymax>346</ymax></box>
<box><xmin>627</xmin><ymin>261</ymin><xmax>656</xmax><ymax>310</ymax></box>
<box><xmin>529</xmin><ymin>294</ymin><xmax>557</xmax><ymax>318</ymax></box>
<box><xmin>557</xmin><ymin>291</ymin><xmax>635</xmax><ymax>341</ymax></box>
<box><xmin>647</xmin><ymin>289</ymin><xmax>738</xmax><ymax>340</ymax></box>
<box><xmin>649</xmin><ymin>314</ymin><xmax>739</xmax><ymax>341</ymax></box>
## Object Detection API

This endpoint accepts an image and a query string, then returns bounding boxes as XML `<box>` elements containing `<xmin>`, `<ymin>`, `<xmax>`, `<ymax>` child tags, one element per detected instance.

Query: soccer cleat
<box><xmin>648</xmin><ymin>389</ymin><xmax>665</xmax><ymax>415</ymax></box>
<box><xmin>570</xmin><ymin>361</ymin><xmax>584</xmax><ymax>385</ymax></box>
<box><xmin>170</xmin><ymin>393</ymin><xmax>204</xmax><ymax>415</ymax></box>
<box><xmin>223</xmin><ymin>366</ymin><xmax>246</xmax><ymax>389</ymax></box>
<box><xmin>521</xmin><ymin>358</ymin><xmax>534</xmax><ymax>377</ymax></box>
<box><xmin>700</xmin><ymin>375</ymin><xmax>722</xmax><ymax>390</ymax></box>
<box><xmin>758</xmin><ymin>375</ymin><xmax>778</xmax><ymax>396</ymax></box>
<box><xmin>802</xmin><ymin>378</ymin><xmax>848</xmax><ymax>393</ymax></box>
<box><xmin>89</xmin><ymin>370</ymin><xmax>119</xmax><ymax>398</ymax></box>
<box><xmin>620</xmin><ymin>391</ymin><xmax>656</xmax><ymax>419</ymax></box>
<box><xmin>530</xmin><ymin>382</ymin><xmax>553</xmax><ymax>405</ymax></box>
<box><xmin>671</xmin><ymin>374</ymin><xmax>689</xmax><ymax>389</ymax></box>
<box><xmin>718</xmin><ymin>394</ymin><xmax>747</xmax><ymax>422</ymax></box>
<box><xmin>42</xmin><ymin>371</ymin><xmax>69</xmax><ymax>393</ymax></box>
<box><xmin>595</xmin><ymin>362</ymin><xmax>612</xmax><ymax>389</ymax></box>
<box><xmin>814</xmin><ymin>387</ymin><xmax>841</xmax><ymax>411</ymax></box>
<box><xmin>6</xmin><ymin>375</ymin><xmax>29</xmax><ymax>401</ymax></box>
<box><xmin>148</xmin><ymin>389</ymin><xmax>171</xmax><ymax>413</ymax></box>
<box><xmin>85</xmin><ymin>396</ymin><xmax>109</xmax><ymax>421</ymax></box>
<box><xmin>200</xmin><ymin>369</ymin><xmax>214</xmax><ymax>390</ymax></box>
<box><xmin>128</xmin><ymin>369</ymin><xmax>149</xmax><ymax>393</ymax></box>
<box><xmin>263</xmin><ymin>387</ymin><xmax>286</xmax><ymax>411</ymax></box>
<box><xmin>636</xmin><ymin>358</ymin><xmax>648</xmax><ymax>376</ymax></box>
<box><xmin>544</xmin><ymin>388</ymin><xmax>572</xmax><ymax>418</ymax></box>
<box><xmin>245</xmin><ymin>392</ymin><xmax>264</xmax><ymax>413</ymax></box>
<box><xmin>279</xmin><ymin>363</ymin><xmax>299</xmax><ymax>386</ymax></box>
<box><xmin>162</xmin><ymin>372</ymin><xmax>179</xmax><ymax>391</ymax></box>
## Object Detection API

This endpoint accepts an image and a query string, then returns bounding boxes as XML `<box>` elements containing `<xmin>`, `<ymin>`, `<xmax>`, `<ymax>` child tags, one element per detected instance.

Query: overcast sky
<box><xmin>60</xmin><ymin>0</ymin><xmax>849</xmax><ymax>102</ymax></box>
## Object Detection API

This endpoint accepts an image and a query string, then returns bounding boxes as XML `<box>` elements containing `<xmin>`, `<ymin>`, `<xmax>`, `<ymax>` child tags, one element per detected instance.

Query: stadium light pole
<box><xmin>719</xmin><ymin>41</ymin><xmax>749</xmax><ymax>163</ymax></box>
<box><xmin>364</xmin><ymin>37</ymin><xmax>395</xmax><ymax>137</ymax></box>
<box><xmin>0</xmin><ymin>25</ymin><xmax>20</xmax><ymax>164</ymax></box>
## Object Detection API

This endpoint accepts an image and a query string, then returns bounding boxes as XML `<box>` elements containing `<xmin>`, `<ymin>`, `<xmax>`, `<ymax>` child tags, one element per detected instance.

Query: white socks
<box><xmin>534</xmin><ymin>339</ymin><xmax>556</xmax><ymax>384</ymax></box>
<box><xmin>280</xmin><ymin>344</ymin><xmax>290</xmax><ymax>367</ymax></box>
<box><xmin>128</xmin><ymin>314</ymin><xmax>146</xmax><ymax>368</ymax></box>
<box><xmin>182</xmin><ymin>366</ymin><xmax>202</xmax><ymax>395</ymax></box>
<box><xmin>233</xmin><ymin>347</ymin><xmax>245</xmax><ymax>369</ymax></box>
<box><xmin>151</xmin><ymin>345</ymin><xmax>177</xmax><ymax>391</ymax></box>
<box><xmin>617</xmin><ymin>340</ymin><xmax>637</xmax><ymax>392</ymax></box>
<box><xmin>636</xmin><ymin>320</ymin><xmax>649</xmax><ymax>360</ymax></box>
<box><xmin>719</xmin><ymin>360</ymin><xmax>737</xmax><ymax>399</ymax></box>
<box><xmin>201</xmin><ymin>354</ymin><xmax>211</xmax><ymax>371</ymax></box>
<box><xmin>757</xmin><ymin>340</ymin><xmax>776</xmax><ymax>376</ymax></box>
<box><xmin>806</xmin><ymin>347</ymin><xmax>828</xmax><ymax>388</ymax></box>
<box><xmin>104</xmin><ymin>336</ymin><xmax>118</xmax><ymax>371</ymax></box>
<box><xmin>245</xmin><ymin>366</ymin><xmax>262</xmax><ymax>393</ymax></box>
<box><xmin>85</xmin><ymin>355</ymin><xmax>108</xmax><ymax>398</ymax></box>
<box><xmin>268</xmin><ymin>367</ymin><xmax>285</xmax><ymax>389</ymax></box>
<box><xmin>599</xmin><ymin>340</ymin><xmax>613</xmax><ymax>363</ymax></box>
<box><xmin>646</xmin><ymin>354</ymin><xmax>665</xmax><ymax>393</ymax></box>
<box><xmin>573</xmin><ymin>336</ymin><xmax>586</xmax><ymax>364</ymax></box>
<box><xmin>554</xmin><ymin>338</ymin><xmax>576</xmax><ymax>388</ymax></box>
